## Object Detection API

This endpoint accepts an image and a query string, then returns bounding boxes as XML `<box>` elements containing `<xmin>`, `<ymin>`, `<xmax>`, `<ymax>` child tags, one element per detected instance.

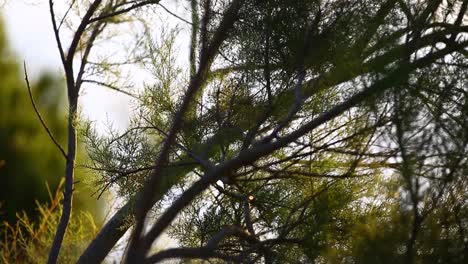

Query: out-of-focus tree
<box><xmin>0</xmin><ymin>18</ymin><xmax>62</xmax><ymax>224</ymax></box>
<box><xmin>0</xmin><ymin>17</ymin><xmax>100</xmax><ymax>227</ymax></box>
<box><xmin>0</xmin><ymin>15</ymin><xmax>103</xmax><ymax>263</ymax></box>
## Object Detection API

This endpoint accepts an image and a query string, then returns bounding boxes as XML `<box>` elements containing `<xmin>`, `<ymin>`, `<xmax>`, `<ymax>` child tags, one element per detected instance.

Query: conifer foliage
<box><xmin>4</xmin><ymin>0</ymin><xmax>468</xmax><ymax>263</ymax></box>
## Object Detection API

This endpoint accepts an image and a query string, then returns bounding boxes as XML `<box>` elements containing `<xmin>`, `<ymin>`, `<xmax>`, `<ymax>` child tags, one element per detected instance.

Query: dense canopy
<box><xmin>2</xmin><ymin>0</ymin><xmax>468</xmax><ymax>263</ymax></box>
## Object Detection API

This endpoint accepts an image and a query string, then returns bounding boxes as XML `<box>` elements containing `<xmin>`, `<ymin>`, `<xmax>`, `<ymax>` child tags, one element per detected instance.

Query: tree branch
<box><xmin>146</xmin><ymin>247</ymin><xmax>239</xmax><ymax>263</ymax></box>
<box><xmin>139</xmin><ymin>42</ymin><xmax>462</xmax><ymax>255</ymax></box>
<box><xmin>23</xmin><ymin>62</ymin><xmax>67</xmax><ymax>161</ymax></box>
<box><xmin>125</xmin><ymin>1</ymin><xmax>245</xmax><ymax>262</ymax></box>
<box><xmin>89</xmin><ymin>0</ymin><xmax>161</xmax><ymax>23</ymax></box>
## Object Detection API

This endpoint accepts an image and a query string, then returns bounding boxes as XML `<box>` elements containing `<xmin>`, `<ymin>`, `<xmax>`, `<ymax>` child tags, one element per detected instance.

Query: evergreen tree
<box><xmin>2</xmin><ymin>1</ymin><xmax>465</xmax><ymax>263</ymax></box>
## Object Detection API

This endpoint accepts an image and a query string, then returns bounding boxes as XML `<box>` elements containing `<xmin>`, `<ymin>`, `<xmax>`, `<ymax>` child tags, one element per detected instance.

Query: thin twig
<box><xmin>75</xmin><ymin>20</ymin><xmax>107</xmax><ymax>93</ymax></box>
<box><xmin>158</xmin><ymin>3</ymin><xmax>193</xmax><ymax>25</ymax></box>
<box><xmin>140</xmin><ymin>116</ymin><xmax>213</xmax><ymax>169</ymax></box>
<box><xmin>126</xmin><ymin>1</ymin><xmax>246</xmax><ymax>261</ymax></box>
<box><xmin>58</xmin><ymin>0</ymin><xmax>76</xmax><ymax>31</ymax></box>
<box><xmin>49</xmin><ymin>0</ymin><xmax>67</xmax><ymax>67</ymax></box>
<box><xmin>89</xmin><ymin>0</ymin><xmax>160</xmax><ymax>23</ymax></box>
<box><xmin>82</xmin><ymin>79</ymin><xmax>139</xmax><ymax>99</ymax></box>
<box><xmin>24</xmin><ymin>62</ymin><xmax>68</xmax><ymax>161</ymax></box>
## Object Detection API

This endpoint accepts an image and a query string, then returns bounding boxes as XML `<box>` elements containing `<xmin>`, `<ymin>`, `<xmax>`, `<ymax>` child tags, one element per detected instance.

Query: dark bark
<box><xmin>47</xmin><ymin>1</ymin><xmax>103</xmax><ymax>263</ymax></box>
<box><xmin>65</xmin><ymin>1</ymin><xmax>468</xmax><ymax>262</ymax></box>
<box><xmin>76</xmin><ymin>203</ymin><xmax>132</xmax><ymax>264</ymax></box>
<box><xmin>125</xmin><ymin>1</ymin><xmax>245</xmax><ymax>262</ymax></box>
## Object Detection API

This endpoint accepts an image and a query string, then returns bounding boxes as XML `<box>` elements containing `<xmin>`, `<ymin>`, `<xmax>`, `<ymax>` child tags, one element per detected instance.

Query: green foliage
<box><xmin>57</xmin><ymin>0</ymin><xmax>467</xmax><ymax>262</ymax></box>
<box><xmin>0</xmin><ymin>180</ymin><xmax>99</xmax><ymax>264</ymax></box>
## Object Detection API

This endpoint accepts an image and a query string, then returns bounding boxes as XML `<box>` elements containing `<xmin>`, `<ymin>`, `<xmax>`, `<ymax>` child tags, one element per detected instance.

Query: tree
<box><xmin>23</xmin><ymin>0</ymin><xmax>468</xmax><ymax>263</ymax></box>
<box><xmin>0</xmin><ymin>17</ymin><xmax>99</xmax><ymax>226</ymax></box>
<box><xmin>0</xmin><ymin>15</ymin><xmax>101</xmax><ymax>263</ymax></box>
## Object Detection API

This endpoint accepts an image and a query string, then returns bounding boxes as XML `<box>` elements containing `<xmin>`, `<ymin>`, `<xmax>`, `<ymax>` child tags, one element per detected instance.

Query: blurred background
<box><xmin>0</xmin><ymin>2</ymin><xmax>186</xmax><ymax>261</ymax></box>
<box><xmin>0</xmin><ymin>1</ymin><xmax>129</xmax><ymax>227</ymax></box>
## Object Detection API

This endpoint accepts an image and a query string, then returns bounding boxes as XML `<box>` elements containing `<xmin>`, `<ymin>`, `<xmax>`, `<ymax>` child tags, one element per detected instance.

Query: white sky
<box><xmin>6</xmin><ymin>0</ymin><xmax>132</xmax><ymax>132</ymax></box>
<box><xmin>1</xmin><ymin>0</ymin><xmax>166</xmax><ymax>132</ymax></box>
